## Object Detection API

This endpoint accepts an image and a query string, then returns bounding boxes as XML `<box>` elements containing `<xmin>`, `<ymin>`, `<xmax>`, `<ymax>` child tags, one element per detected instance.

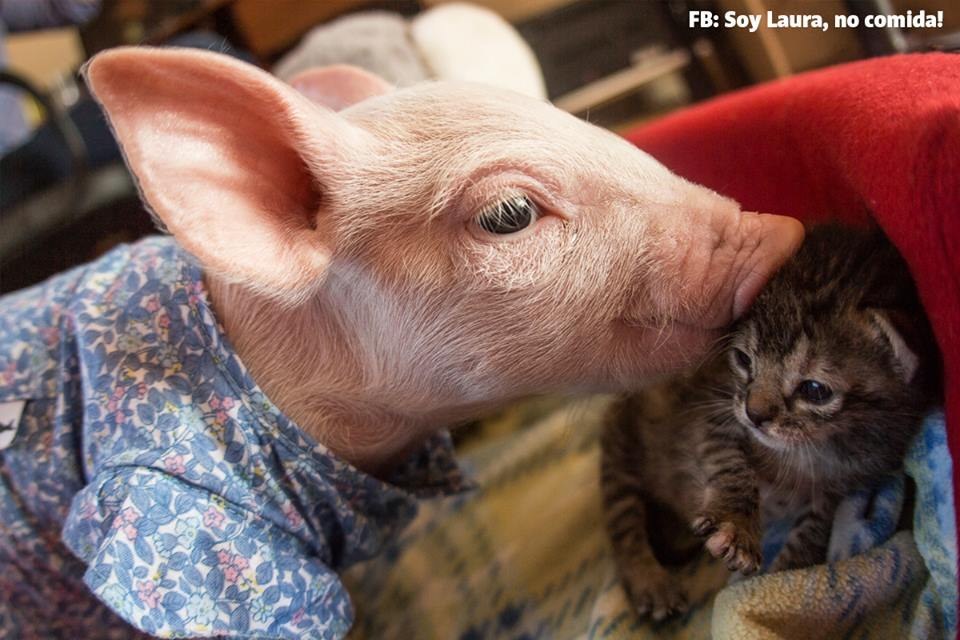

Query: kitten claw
<box><xmin>699</xmin><ymin>520</ymin><xmax>761</xmax><ymax>575</ymax></box>
<box><xmin>691</xmin><ymin>515</ymin><xmax>717</xmax><ymax>537</ymax></box>
<box><xmin>622</xmin><ymin>572</ymin><xmax>689</xmax><ymax>622</ymax></box>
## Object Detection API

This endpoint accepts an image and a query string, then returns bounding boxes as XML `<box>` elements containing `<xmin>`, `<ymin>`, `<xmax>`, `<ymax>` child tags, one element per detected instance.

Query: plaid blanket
<box><xmin>345</xmin><ymin>397</ymin><xmax>956</xmax><ymax>639</ymax></box>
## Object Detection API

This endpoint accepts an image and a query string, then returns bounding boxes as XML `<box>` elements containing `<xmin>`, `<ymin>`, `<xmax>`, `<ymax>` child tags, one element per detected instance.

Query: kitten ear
<box><xmin>865</xmin><ymin>309</ymin><xmax>919</xmax><ymax>383</ymax></box>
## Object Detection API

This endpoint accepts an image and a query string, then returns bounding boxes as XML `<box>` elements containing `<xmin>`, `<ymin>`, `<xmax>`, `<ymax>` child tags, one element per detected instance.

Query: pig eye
<box><xmin>476</xmin><ymin>195</ymin><xmax>539</xmax><ymax>234</ymax></box>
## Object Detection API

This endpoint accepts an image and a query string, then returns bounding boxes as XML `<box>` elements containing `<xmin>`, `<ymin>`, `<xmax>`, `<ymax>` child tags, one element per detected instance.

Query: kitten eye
<box><xmin>476</xmin><ymin>195</ymin><xmax>539</xmax><ymax>235</ymax></box>
<box><xmin>796</xmin><ymin>380</ymin><xmax>833</xmax><ymax>405</ymax></box>
<box><xmin>732</xmin><ymin>348</ymin><xmax>752</xmax><ymax>372</ymax></box>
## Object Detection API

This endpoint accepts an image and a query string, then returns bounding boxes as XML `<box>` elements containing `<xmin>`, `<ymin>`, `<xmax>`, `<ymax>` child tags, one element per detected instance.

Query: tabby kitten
<box><xmin>601</xmin><ymin>224</ymin><xmax>938</xmax><ymax>621</ymax></box>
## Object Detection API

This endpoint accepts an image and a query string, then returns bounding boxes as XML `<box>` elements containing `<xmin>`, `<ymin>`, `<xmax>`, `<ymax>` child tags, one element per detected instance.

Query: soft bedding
<box><xmin>344</xmin><ymin>398</ymin><xmax>955</xmax><ymax>639</ymax></box>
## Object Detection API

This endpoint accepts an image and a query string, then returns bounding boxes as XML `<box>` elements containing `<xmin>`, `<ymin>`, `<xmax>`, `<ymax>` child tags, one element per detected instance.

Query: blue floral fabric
<box><xmin>0</xmin><ymin>237</ymin><xmax>470</xmax><ymax>639</ymax></box>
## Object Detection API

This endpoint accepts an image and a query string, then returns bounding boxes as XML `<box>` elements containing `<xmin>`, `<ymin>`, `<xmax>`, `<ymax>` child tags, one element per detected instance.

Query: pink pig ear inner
<box><xmin>289</xmin><ymin>65</ymin><xmax>393</xmax><ymax>111</ymax></box>
<box><xmin>84</xmin><ymin>47</ymin><xmax>352</xmax><ymax>297</ymax></box>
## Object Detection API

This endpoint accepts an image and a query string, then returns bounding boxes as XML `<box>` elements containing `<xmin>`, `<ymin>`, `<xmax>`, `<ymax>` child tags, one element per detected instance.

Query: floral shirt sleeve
<box><xmin>66</xmin><ymin>467</ymin><xmax>354</xmax><ymax>638</ymax></box>
<box><xmin>0</xmin><ymin>238</ymin><xmax>471</xmax><ymax>639</ymax></box>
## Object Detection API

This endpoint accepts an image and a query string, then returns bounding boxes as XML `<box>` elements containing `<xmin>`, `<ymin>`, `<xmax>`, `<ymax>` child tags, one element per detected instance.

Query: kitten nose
<box><xmin>745</xmin><ymin>392</ymin><xmax>779</xmax><ymax>427</ymax></box>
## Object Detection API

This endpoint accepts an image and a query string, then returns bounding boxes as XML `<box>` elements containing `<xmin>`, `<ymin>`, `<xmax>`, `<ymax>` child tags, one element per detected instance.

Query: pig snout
<box><xmin>727</xmin><ymin>214</ymin><xmax>805</xmax><ymax>320</ymax></box>
<box><xmin>605</xmin><ymin>177</ymin><xmax>802</xmax><ymax>384</ymax></box>
<box><xmin>657</xmin><ymin>210</ymin><xmax>804</xmax><ymax>331</ymax></box>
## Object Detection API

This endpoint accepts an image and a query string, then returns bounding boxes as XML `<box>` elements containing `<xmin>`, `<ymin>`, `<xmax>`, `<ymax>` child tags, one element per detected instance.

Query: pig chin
<box><xmin>608</xmin><ymin>318</ymin><xmax>720</xmax><ymax>385</ymax></box>
<box><xmin>608</xmin><ymin>290</ymin><xmax>718</xmax><ymax>379</ymax></box>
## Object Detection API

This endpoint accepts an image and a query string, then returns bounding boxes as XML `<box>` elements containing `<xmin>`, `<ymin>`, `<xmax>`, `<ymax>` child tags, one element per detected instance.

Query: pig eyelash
<box><xmin>475</xmin><ymin>194</ymin><xmax>540</xmax><ymax>235</ymax></box>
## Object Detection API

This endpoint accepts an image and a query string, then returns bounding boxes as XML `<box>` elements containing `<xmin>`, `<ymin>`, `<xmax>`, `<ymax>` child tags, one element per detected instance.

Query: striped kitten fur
<box><xmin>601</xmin><ymin>224</ymin><xmax>939</xmax><ymax>621</ymax></box>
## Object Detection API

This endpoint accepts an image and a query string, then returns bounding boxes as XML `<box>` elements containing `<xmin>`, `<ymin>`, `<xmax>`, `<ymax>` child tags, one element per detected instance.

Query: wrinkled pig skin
<box><xmin>84</xmin><ymin>48</ymin><xmax>803</xmax><ymax>473</ymax></box>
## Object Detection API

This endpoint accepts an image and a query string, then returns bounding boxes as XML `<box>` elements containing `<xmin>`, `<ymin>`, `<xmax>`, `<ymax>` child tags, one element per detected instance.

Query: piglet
<box><xmin>0</xmin><ymin>48</ymin><xmax>801</xmax><ymax>639</ymax></box>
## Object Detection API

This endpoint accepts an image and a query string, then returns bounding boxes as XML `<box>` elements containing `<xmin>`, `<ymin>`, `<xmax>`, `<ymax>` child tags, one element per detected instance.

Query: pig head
<box><xmin>84</xmin><ymin>48</ymin><xmax>802</xmax><ymax>472</ymax></box>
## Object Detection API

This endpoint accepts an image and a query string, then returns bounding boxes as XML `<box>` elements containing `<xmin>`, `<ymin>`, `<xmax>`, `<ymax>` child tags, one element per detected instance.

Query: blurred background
<box><xmin>1</xmin><ymin>0</ymin><xmax>957</xmax><ymax>294</ymax></box>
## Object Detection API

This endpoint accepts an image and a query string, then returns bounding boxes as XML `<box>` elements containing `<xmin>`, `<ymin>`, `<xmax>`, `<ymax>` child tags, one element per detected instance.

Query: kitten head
<box><xmin>726</xmin><ymin>224</ymin><xmax>938</xmax><ymax>480</ymax></box>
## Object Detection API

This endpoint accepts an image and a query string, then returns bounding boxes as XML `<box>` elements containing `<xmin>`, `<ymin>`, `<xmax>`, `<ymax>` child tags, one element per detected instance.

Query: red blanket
<box><xmin>625</xmin><ymin>52</ymin><xmax>960</xmax><ymax>606</ymax></box>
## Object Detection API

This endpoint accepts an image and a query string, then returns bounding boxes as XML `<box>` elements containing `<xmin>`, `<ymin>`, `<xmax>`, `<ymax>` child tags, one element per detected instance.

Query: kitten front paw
<box><xmin>621</xmin><ymin>568</ymin><xmax>689</xmax><ymax>622</ymax></box>
<box><xmin>692</xmin><ymin>516</ymin><xmax>762</xmax><ymax>575</ymax></box>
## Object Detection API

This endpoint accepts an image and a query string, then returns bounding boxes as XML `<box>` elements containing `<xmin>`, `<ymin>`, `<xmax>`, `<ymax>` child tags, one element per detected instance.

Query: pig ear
<box><xmin>83</xmin><ymin>47</ymin><xmax>361</xmax><ymax>298</ymax></box>
<box><xmin>289</xmin><ymin>65</ymin><xmax>393</xmax><ymax>111</ymax></box>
